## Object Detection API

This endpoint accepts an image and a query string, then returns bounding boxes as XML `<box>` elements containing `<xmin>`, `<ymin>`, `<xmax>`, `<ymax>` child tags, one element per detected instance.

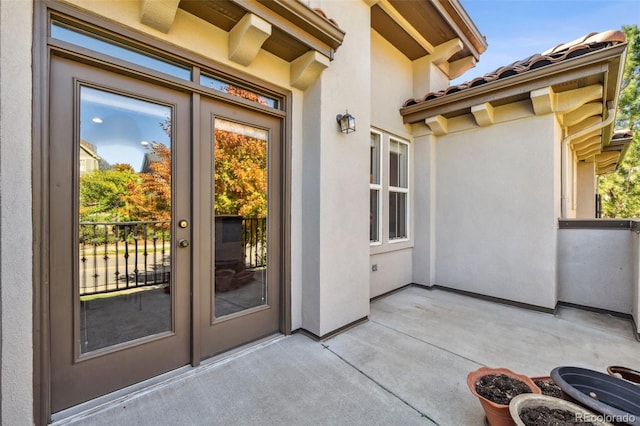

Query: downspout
<box><xmin>560</xmin><ymin>106</ymin><xmax>616</xmax><ymax>218</ymax></box>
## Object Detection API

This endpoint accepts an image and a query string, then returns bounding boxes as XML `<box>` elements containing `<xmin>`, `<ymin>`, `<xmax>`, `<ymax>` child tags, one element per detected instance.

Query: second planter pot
<box><xmin>509</xmin><ymin>393</ymin><xmax>613</xmax><ymax>426</ymax></box>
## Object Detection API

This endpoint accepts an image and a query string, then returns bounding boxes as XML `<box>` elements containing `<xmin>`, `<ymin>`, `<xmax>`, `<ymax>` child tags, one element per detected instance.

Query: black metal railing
<box><xmin>242</xmin><ymin>217</ymin><xmax>267</xmax><ymax>269</ymax></box>
<box><xmin>79</xmin><ymin>218</ymin><xmax>267</xmax><ymax>296</ymax></box>
<box><xmin>79</xmin><ymin>221</ymin><xmax>171</xmax><ymax>296</ymax></box>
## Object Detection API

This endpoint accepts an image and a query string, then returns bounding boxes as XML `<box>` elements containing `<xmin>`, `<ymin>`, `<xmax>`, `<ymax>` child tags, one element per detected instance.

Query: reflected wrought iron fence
<box><xmin>79</xmin><ymin>221</ymin><xmax>171</xmax><ymax>296</ymax></box>
<box><xmin>79</xmin><ymin>218</ymin><xmax>266</xmax><ymax>296</ymax></box>
<box><xmin>242</xmin><ymin>218</ymin><xmax>267</xmax><ymax>269</ymax></box>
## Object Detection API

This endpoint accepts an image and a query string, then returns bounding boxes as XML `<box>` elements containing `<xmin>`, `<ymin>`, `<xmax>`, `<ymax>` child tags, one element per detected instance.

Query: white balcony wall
<box><xmin>434</xmin><ymin>114</ymin><xmax>560</xmax><ymax>309</ymax></box>
<box><xmin>1</xmin><ymin>0</ymin><xmax>34</xmax><ymax>423</ymax></box>
<box><xmin>558</xmin><ymin>228</ymin><xmax>633</xmax><ymax>314</ymax></box>
<box><xmin>633</xmin><ymin>229</ymin><xmax>640</xmax><ymax>335</ymax></box>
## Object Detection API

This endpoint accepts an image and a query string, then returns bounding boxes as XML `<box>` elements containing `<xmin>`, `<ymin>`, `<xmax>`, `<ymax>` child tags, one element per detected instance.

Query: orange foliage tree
<box><xmin>123</xmin><ymin>142</ymin><xmax>172</xmax><ymax>221</ymax></box>
<box><xmin>214</xmin><ymin>128</ymin><xmax>267</xmax><ymax>218</ymax></box>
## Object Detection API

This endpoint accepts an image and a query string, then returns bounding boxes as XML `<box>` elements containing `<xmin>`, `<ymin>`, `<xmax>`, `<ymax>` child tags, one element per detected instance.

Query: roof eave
<box><xmin>437</xmin><ymin>0</ymin><xmax>487</xmax><ymax>58</ymax></box>
<box><xmin>400</xmin><ymin>43</ymin><xmax>627</xmax><ymax>124</ymax></box>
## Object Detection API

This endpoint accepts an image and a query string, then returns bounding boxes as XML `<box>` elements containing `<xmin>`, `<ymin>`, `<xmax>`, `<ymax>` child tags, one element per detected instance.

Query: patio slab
<box><xmin>54</xmin><ymin>286</ymin><xmax>639</xmax><ymax>426</ymax></box>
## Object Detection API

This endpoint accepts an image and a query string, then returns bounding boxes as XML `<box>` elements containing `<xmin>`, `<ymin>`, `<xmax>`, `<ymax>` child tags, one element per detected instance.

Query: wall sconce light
<box><xmin>336</xmin><ymin>110</ymin><xmax>356</xmax><ymax>134</ymax></box>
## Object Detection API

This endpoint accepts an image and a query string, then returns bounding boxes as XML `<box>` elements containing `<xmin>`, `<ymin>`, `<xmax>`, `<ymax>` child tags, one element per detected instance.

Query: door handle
<box><xmin>178</xmin><ymin>239</ymin><xmax>190</xmax><ymax>248</ymax></box>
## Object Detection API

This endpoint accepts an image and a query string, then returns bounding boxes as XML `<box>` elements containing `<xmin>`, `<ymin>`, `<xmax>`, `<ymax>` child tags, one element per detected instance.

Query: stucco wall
<box><xmin>370</xmin><ymin>249</ymin><xmax>412</xmax><ymax>298</ymax></box>
<box><xmin>1</xmin><ymin>0</ymin><xmax>34</xmax><ymax>423</ymax></box>
<box><xmin>368</xmin><ymin>29</ymin><xmax>415</xmax><ymax>298</ymax></box>
<box><xmin>434</xmin><ymin>114</ymin><xmax>559</xmax><ymax>308</ymax></box>
<box><xmin>370</xmin><ymin>30</ymin><xmax>413</xmax><ymax>137</ymax></box>
<box><xmin>301</xmin><ymin>0</ymin><xmax>371</xmax><ymax>336</ymax></box>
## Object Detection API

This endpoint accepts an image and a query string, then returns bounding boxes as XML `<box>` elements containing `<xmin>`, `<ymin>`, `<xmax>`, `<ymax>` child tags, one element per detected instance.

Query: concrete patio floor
<box><xmin>54</xmin><ymin>286</ymin><xmax>640</xmax><ymax>426</ymax></box>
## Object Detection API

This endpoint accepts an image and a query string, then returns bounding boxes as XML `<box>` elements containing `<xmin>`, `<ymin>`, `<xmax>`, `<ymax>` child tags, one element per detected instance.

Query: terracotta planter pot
<box><xmin>215</xmin><ymin>269</ymin><xmax>235</xmax><ymax>292</ymax></box>
<box><xmin>607</xmin><ymin>365</ymin><xmax>640</xmax><ymax>386</ymax></box>
<box><xmin>467</xmin><ymin>367</ymin><xmax>541</xmax><ymax>426</ymax></box>
<box><xmin>509</xmin><ymin>393</ymin><xmax>613</xmax><ymax>426</ymax></box>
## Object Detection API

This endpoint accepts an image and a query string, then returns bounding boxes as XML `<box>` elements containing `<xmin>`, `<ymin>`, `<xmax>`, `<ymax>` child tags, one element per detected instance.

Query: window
<box><xmin>369</xmin><ymin>130</ymin><xmax>410</xmax><ymax>246</ymax></box>
<box><xmin>370</xmin><ymin>132</ymin><xmax>381</xmax><ymax>243</ymax></box>
<box><xmin>200</xmin><ymin>74</ymin><xmax>279</xmax><ymax>109</ymax></box>
<box><xmin>389</xmin><ymin>139</ymin><xmax>408</xmax><ymax>240</ymax></box>
<box><xmin>51</xmin><ymin>21</ymin><xmax>191</xmax><ymax>80</ymax></box>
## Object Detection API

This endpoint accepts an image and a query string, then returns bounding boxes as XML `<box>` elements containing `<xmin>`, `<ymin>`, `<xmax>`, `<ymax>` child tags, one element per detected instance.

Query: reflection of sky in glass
<box><xmin>81</xmin><ymin>86</ymin><xmax>171</xmax><ymax>172</ymax></box>
<box><xmin>215</xmin><ymin>118</ymin><xmax>268</xmax><ymax>141</ymax></box>
<box><xmin>52</xmin><ymin>22</ymin><xmax>190</xmax><ymax>81</ymax></box>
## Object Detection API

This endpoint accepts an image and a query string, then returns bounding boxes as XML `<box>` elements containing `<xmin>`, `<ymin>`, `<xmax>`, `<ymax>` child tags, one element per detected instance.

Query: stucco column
<box><xmin>300</xmin><ymin>0</ymin><xmax>371</xmax><ymax>337</ymax></box>
<box><xmin>576</xmin><ymin>161</ymin><xmax>596</xmax><ymax>218</ymax></box>
<box><xmin>1</xmin><ymin>0</ymin><xmax>34</xmax><ymax>423</ymax></box>
<box><xmin>412</xmin><ymin>126</ymin><xmax>436</xmax><ymax>286</ymax></box>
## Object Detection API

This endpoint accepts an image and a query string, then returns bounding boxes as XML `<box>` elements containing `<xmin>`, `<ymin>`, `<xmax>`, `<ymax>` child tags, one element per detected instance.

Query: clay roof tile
<box><xmin>403</xmin><ymin>30</ymin><xmax>627</xmax><ymax>108</ymax></box>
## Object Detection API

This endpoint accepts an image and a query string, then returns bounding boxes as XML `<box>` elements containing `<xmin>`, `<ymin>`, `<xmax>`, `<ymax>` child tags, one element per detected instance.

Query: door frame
<box><xmin>33</xmin><ymin>3</ymin><xmax>292</xmax><ymax>423</ymax></box>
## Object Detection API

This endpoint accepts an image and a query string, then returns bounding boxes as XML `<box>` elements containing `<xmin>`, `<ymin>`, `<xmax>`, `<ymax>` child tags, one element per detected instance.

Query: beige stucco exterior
<box><xmin>432</xmin><ymin>113</ymin><xmax>561</xmax><ymax>308</ymax></box>
<box><xmin>0</xmin><ymin>0</ymin><xmax>634</xmax><ymax>423</ymax></box>
<box><xmin>299</xmin><ymin>0</ymin><xmax>371</xmax><ymax>336</ymax></box>
<box><xmin>1</xmin><ymin>0</ymin><xmax>34</xmax><ymax>423</ymax></box>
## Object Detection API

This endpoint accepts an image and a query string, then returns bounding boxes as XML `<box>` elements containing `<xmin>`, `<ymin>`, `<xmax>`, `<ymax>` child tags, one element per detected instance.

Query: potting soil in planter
<box><xmin>475</xmin><ymin>374</ymin><xmax>533</xmax><ymax>405</ymax></box>
<box><xmin>519</xmin><ymin>406</ymin><xmax>595</xmax><ymax>426</ymax></box>
<box><xmin>534</xmin><ymin>379</ymin><xmax>563</xmax><ymax>399</ymax></box>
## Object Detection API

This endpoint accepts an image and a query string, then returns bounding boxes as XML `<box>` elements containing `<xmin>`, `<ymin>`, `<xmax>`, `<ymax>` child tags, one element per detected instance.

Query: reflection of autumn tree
<box><xmin>80</xmin><ymin>163</ymin><xmax>136</xmax><ymax>221</ymax></box>
<box><xmin>225</xmin><ymin>84</ymin><xmax>270</xmax><ymax>106</ymax></box>
<box><xmin>215</xmin><ymin>129</ymin><xmax>267</xmax><ymax>218</ymax></box>
<box><xmin>124</xmin><ymin>143</ymin><xmax>171</xmax><ymax>221</ymax></box>
<box><xmin>80</xmin><ymin>142</ymin><xmax>172</xmax><ymax>222</ymax></box>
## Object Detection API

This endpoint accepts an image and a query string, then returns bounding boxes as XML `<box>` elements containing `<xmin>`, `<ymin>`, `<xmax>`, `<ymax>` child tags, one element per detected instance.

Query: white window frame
<box><xmin>370</xmin><ymin>131</ymin><xmax>382</xmax><ymax>245</ymax></box>
<box><xmin>369</xmin><ymin>129</ymin><xmax>411</xmax><ymax>251</ymax></box>
<box><xmin>388</xmin><ymin>138</ymin><xmax>410</xmax><ymax>243</ymax></box>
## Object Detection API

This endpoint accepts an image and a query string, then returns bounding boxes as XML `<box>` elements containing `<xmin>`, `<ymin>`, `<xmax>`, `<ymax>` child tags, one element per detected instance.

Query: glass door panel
<box><xmin>213</xmin><ymin>119</ymin><xmax>268</xmax><ymax>318</ymax></box>
<box><xmin>199</xmin><ymin>98</ymin><xmax>281</xmax><ymax>359</ymax></box>
<box><xmin>79</xmin><ymin>87</ymin><xmax>174</xmax><ymax>353</ymax></box>
<box><xmin>49</xmin><ymin>56</ymin><xmax>190</xmax><ymax>413</ymax></box>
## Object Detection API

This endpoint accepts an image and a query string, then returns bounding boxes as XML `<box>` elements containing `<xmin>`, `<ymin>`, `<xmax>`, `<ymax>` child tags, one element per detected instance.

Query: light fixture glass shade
<box><xmin>336</xmin><ymin>111</ymin><xmax>356</xmax><ymax>134</ymax></box>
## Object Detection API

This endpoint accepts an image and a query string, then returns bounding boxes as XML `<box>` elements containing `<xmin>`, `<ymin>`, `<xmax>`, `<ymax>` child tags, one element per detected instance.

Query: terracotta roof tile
<box><xmin>403</xmin><ymin>30</ymin><xmax>627</xmax><ymax>108</ymax></box>
<box><xmin>313</xmin><ymin>8</ymin><xmax>339</xmax><ymax>27</ymax></box>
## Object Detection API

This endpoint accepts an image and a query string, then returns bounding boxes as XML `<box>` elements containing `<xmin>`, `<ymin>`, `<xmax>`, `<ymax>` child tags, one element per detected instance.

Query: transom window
<box><xmin>50</xmin><ymin>20</ymin><xmax>283</xmax><ymax>110</ymax></box>
<box><xmin>51</xmin><ymin>21</ymin><xmax>191</xmax><ymax>80</ymax></box>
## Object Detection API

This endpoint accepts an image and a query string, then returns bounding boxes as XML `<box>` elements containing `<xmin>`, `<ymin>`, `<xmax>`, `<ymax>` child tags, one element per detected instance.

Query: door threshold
<box><xmin>51</xmin><ymin>333</ymin><xmax>285</xmax><ymax>425</ymax></box>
